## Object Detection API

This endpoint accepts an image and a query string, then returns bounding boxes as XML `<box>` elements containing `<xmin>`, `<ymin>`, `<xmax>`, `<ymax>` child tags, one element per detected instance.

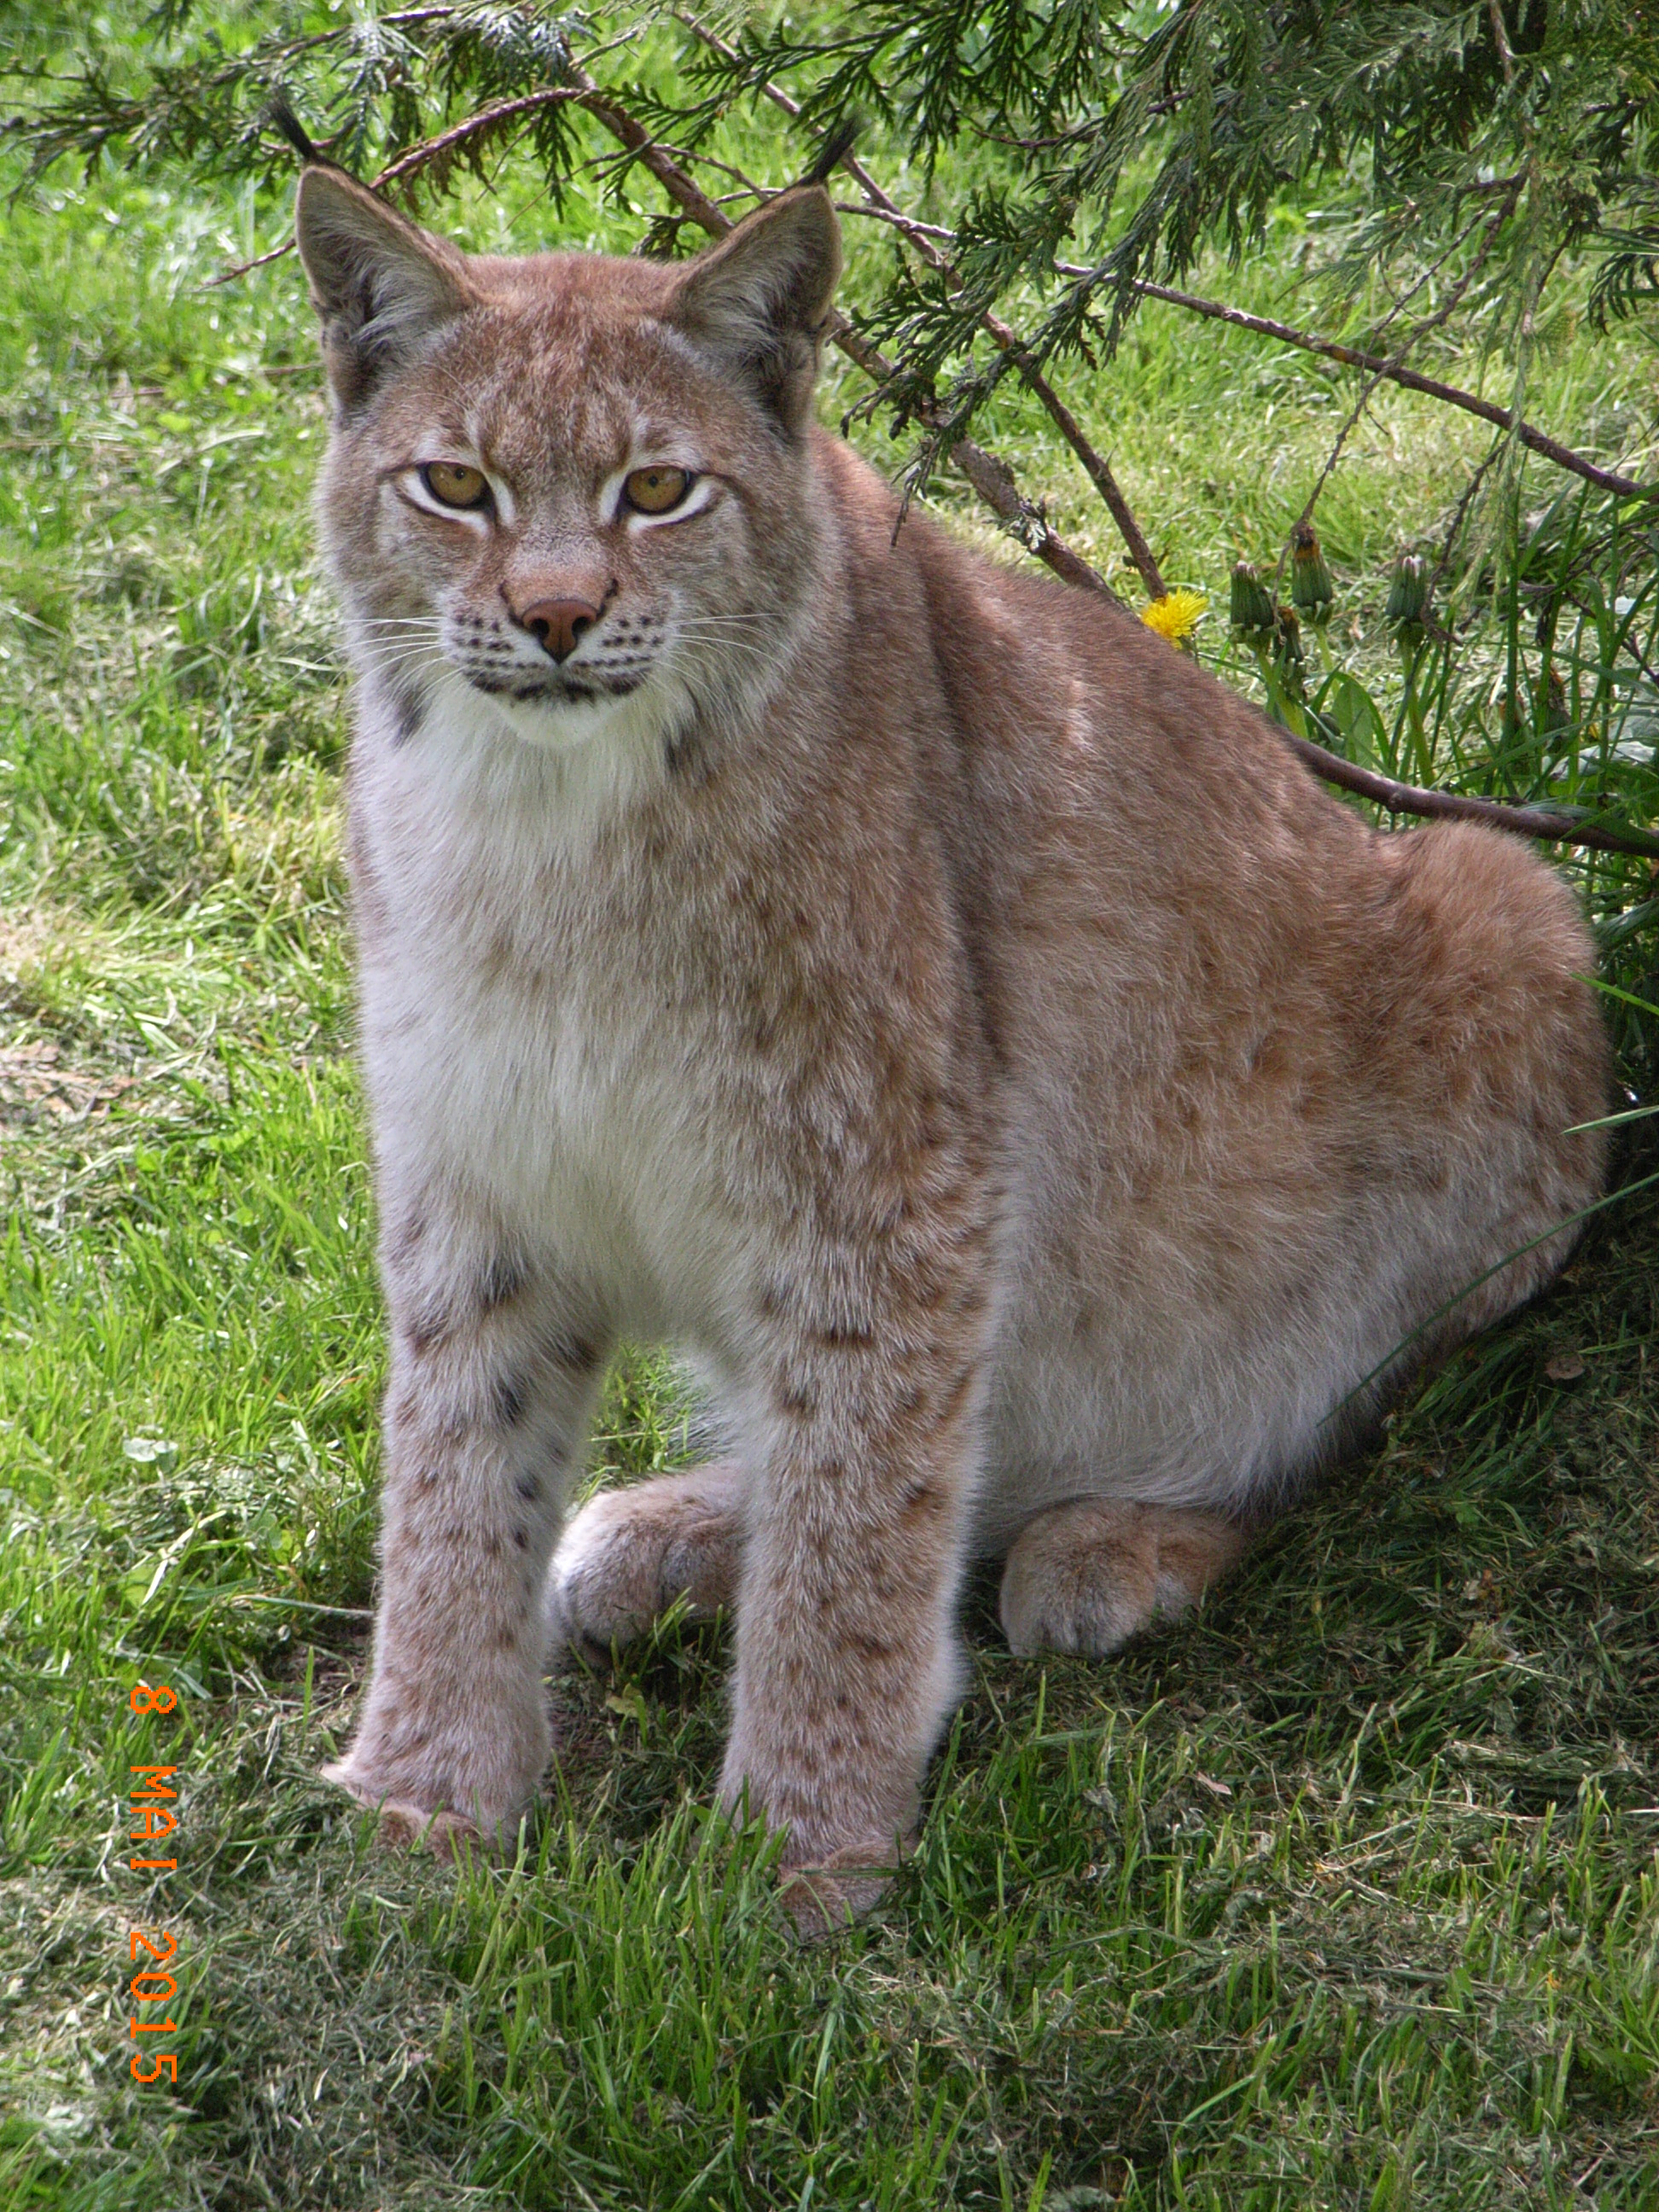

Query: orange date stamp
<box><xmin>127</xmin><ymin>1680</ymin><xmax>183</xmax><ymax>2084</ymax></box>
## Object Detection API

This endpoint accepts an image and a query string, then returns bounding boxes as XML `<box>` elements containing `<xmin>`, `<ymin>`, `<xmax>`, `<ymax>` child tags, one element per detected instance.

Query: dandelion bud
<box><xmin>1289</xmin><ymin>523</ymin><xmax>1333</xmax><ymax>620</ymax></box>
<box><xmin>1230</xmin><ymin>560</ymin><xmax>1276</xmax><ymax>636</ymax></box>
<box><xmin>1542</xmin><ymin>666</ymin><xmax>1569</xmax><ymax>736</ymax></box>
<box><xmin>1385</xmin><ymin>553</ymin><xmax>1430</xmax><ymax>632</ymax></box>
<box><xmin>1274</xmin><ymin>602</ymin><xmax>1305</xmax><ymax>668</ymax></box>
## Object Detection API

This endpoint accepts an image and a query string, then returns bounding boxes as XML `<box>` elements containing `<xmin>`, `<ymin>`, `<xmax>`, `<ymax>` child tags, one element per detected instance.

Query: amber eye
<box><xmin>623</xmin><ymin>464</ymin><xmax>692</xmax><ymax>515</ymax></box>
<box><xmin>420</xmin><ymin>462</ymin><xmax>490</xmax><ymax>510</ymax></box>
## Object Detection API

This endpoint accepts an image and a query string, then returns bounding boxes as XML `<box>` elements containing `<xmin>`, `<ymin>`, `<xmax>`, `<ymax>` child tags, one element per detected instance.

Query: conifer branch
<box><xmin>676</xmin><ymin>9</ymin><xmax>1162</xmax><ymax>596</ymax></box>
<box><xmin>373</xmin><ymin>84</ymin><xmax>581</xmax><ymax>195</ymax></box>
<box><xmin>564</xmin><ymin>58</ymin><xmax>731</xmax><ymax>236</ymax></box>
<box><xmin>575</xmin><ymin>68</ymin><xmax>1659</xmax><ymax>859</ymax></box>
<box><xmin>568</xmin><ymin>51</ymin><xmax>1123</xmax><ymax>607</ymax></box>
<box><xmin>209</xmin><ymin>84</ymin><xmax>586</xmax><ymax>283</ymax></box>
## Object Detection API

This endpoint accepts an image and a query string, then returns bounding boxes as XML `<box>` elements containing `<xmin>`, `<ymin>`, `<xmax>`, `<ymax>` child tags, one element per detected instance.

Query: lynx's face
<box><xmin>294</xmin><ymin>172</ymin><xmax>841</xmax><ymax>758</ymax></box>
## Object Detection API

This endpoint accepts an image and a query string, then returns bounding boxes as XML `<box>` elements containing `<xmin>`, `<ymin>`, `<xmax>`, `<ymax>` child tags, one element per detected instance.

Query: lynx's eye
<box><xmin>623</xmin><ymin>465</ymin><xmax>692</xmax><ymax>515</ymax></box>
<box><xmin>421</xmin><ymin>462</ymin><xmax>490</xmax><ymax>510</ymax></box>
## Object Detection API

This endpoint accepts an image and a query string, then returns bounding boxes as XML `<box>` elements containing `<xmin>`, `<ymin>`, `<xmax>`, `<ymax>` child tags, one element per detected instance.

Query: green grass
<box><xmin>3</xmin><ymin>26</ymin><xmax>1659</xmax><ymax>2209</ymax></box>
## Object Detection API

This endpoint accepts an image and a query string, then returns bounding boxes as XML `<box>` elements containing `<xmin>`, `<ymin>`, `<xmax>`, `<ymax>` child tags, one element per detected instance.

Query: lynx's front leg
<box><xmin>722</xmin><ymin>1191</ymin><xmax>995</xmax><ymax>1918</ymax></box>
<box><xmin>324</xmin><ymin>1203</ymin><xmax>607</xmax><ymax>1845</ymax></box>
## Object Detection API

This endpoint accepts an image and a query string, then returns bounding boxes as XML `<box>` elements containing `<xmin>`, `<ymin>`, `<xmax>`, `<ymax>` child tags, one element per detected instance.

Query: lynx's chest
<box><xmin>348</xmin><ymin>726</ymin><xmax>751</xmax><ymax>1325</ymax></box>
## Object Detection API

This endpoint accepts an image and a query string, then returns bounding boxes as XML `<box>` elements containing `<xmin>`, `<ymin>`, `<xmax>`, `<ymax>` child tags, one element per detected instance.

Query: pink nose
<box><xmin>518</xmin><ymin>597</ymin><xmax>599</xmax><ymax>662</ymax></box>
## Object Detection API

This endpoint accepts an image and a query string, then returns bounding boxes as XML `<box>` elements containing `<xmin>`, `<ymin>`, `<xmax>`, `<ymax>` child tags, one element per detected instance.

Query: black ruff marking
<box><xmin>390</xmin><ymin>686</ymin><xmax>426</xmax><ymax>745</ymax></box>
<box><xmin>664</xmin><ymin>722</ymin><xmax>702</xmax><ymax>777</ymax></box>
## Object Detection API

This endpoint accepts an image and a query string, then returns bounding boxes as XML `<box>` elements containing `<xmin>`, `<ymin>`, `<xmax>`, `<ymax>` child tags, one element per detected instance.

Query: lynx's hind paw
<box><xmin>999</xmin><ymin>1499</ymin><xmax>1248</xmax><ymax>1657</ymax></box>
<box><xmin>548</xmin><ymin>1461</ymin><xmax>744</xmax><ymax>1662</ymax></box>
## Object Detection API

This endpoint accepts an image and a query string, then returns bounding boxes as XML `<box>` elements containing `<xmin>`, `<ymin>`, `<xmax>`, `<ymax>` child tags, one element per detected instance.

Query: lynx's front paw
<box><xmin>321</xmin><ymin>1676</ymin><xmax>550</xmax><ymax>1847</ymax></box>
<box><xmin>547</xmin><ymin>1462</ymin><xmax>744</xmax><ymax>1661</ymax></box>
<box><xmin>361</xmin><ymin>1800</ymin><xmax>487</xmax><ymax>1861</ymax></box>
<box><xmin>777</xmin><ymin>1840</ymin><xmax>905</xmax><ymax>1939</ymax></box>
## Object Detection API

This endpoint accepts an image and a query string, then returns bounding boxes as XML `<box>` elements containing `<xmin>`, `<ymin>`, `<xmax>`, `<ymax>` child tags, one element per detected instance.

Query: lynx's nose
<box><xmin>518</xmin><ymin>597</ymin><xmax>600</xmax><ymax>662</ymax></box>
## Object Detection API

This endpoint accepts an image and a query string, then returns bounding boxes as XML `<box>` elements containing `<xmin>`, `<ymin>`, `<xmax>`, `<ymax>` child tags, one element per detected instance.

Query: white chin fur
<box><xmin>360</xmin><ymin>657</ymin><xmax>696</xmax><ymax>854</ymax></box>
<box><xmin>483</xmin><ymin>680</ymin><xmax>678</xmax><ymax>755</ymax></box>
<box><xmin>371</xmin><ymin>652</ymin><xmax>687</xmax><ymax>761</ymax></box>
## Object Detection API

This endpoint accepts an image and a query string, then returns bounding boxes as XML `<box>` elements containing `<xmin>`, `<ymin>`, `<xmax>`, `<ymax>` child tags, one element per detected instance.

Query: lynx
<box><xmin>293</xmin><ymin>164</ymin><xmax>1607</xmax><ymax>1916</ymax></box>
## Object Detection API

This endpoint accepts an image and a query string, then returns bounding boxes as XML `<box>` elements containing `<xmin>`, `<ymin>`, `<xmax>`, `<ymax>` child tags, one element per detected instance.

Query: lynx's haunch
<box><xmin>293</xmin><ymin>166</ymin><xmax>1608</xmax><ymax>1914</ymax></box>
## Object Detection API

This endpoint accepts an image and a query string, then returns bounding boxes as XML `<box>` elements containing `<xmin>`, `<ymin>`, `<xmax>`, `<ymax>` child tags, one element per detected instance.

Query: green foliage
<box><xmin>9</xmin><ymin>3</ymin><xmax>585</xmax><ymax>202</ymax></box>
<box><xmin>15</xmin><ymin>4</ymin><xmax>1659</xmax><ymax>438</ymax></box>
<box><xmin>9</xmin><ymin>3</ymin><xmax>1659</xmax><ymax>897</ymax></box>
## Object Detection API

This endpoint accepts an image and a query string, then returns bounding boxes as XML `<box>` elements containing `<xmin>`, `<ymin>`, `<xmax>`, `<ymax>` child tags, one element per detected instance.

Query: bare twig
<box><xmin>211</xmin><ymin>82</ymin><xmax>585</xmax><ymax>283</ymax></box>
<box><xmin>940</xmin><ymin>441</ymin><xmax>1126</xmax><ymax>599</ymax></box>
<box><xmin>992</xmin><ymin>343</ymin><xmax>1165</xmax><ymax>596</ymax></box>
<box><xmin>830</xmin><ymin>201</ymin><xmax>956</xmax><ymax>245</ymax></box>
<box><xmin>1427</xmin><ymin>443</ymin><xmax>1504</xmax><ymax>603</ymax></box>
<box><xmin>207</xmin><ymin>236</ymin><xmax>294</xmax><ymax>287</ymax></box>
<box><xmin>565</xmin><ymin>57</ymin><xmax>731</xmax><ymax>234</ymax></box>
<box><xmin>1084</xmin><ymin>276</ymin><xmax>1654</xmax><ymax>502</ymax></box>
<box><xmin>1278</xmin><ymin>732</ymin><xmax>1659</xmax><ymax>859</ymax></box>
<box><xmin>372</xmin><ymin>84</ymin><xmax>581</xmax><ymax>193</ymax></box>
<box><xmin>1275</xmin><ymin>181</ymin><xmax>1523</xmax><ymax>581</ymax></box>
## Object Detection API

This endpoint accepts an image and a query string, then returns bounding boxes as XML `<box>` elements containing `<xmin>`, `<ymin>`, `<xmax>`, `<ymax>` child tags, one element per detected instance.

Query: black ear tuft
<box><xmin>668</xmin><ymin>186</ymin><xmax>842</xmax><ymax>437</ymax></box>
<box><xmin>269</xmin><ymin>96</ymin><xmax>323</xmax><ymax>168</ymax></box>
<box><xmin>293</xmin><ymin>167</ymin><xmax>474</xmax><ymax>413</ymax></box>
<box><xmin>804</xmin><ymin>117</ymin><xmax>861</xmax><ymax>187</ymax></box>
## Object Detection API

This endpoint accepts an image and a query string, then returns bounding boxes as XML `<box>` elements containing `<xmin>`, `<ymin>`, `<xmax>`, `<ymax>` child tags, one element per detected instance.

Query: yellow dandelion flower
<box><xmin>1140</xmin><ymin>587</ymin><xmax>1208</xmax><ymax>646</ymax></box>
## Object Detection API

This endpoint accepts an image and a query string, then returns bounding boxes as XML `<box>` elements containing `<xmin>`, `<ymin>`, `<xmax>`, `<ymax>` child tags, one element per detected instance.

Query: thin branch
<box><xmin>210</xmin><ymin>84</ymin><xmax>586</xmax><ymax>284</ymax></box>
<box><xmin>565</xmin><ymin>57</ymin><xmax>731</xmax><ymax>236</ymax></box>
<box><xmin>372</xmin><ymin>84</ymin><xmax>581</xmax><ymax>193</ymax></box>
<box><xmin>1278</xmin><ymin>732</ymin><xmax>1659</xmax><ymax>859</ymax></box>
<box><xmin>940</xmin><ymin>440</ymin><xmax>1126</xmax><ymax>599</ymax></box>
<box><xmin>990</xmin><ymin>344</ymin><xmax>1165</xmax><ymax>596</ymax></box>
<box><xmin>1427</xmin><ymin>442</ymin><xmax>1504</xmax><ymax>603</ymax></box>
<box><xmin>1487</xmin><ymin>0</ymin><xmax>1519</xmax><ymax>86</ymax></box>
<box><xmin>830</xmin><ymin>201</ymin><xmax>957</xmax><ymax>245</ymax></box>
<box><xmin>206</xmin><ymin>236</ymin><xmax>294</xmax><ymax>287</ymax></box>
<box><xmin>1085</xmin><ymin>276</ymin><xmax>1654</xmax><ymax>501</ymax></box>
<box><xmin>1276</xmin><ymin>182</ymin><xmax>1523</xmax><ymax>581</ymax></box>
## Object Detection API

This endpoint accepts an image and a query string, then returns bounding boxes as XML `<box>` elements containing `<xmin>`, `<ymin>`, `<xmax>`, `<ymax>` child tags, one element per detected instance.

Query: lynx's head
<box><xmin>294</xmin><ymin>169</ymin><xmax>841</xmax><ymax>765</ymax></box>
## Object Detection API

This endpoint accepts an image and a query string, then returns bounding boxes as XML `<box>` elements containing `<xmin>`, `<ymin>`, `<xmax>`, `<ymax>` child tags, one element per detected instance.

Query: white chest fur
<box><xmin>351</xmin><ymin>693</ymin><xmax>741</xmax><ymax>1340</ymax></box>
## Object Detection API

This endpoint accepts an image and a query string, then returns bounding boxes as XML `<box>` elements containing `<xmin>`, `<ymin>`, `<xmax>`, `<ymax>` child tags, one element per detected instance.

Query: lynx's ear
<box><xmin>294</xmin><ymin>167</ymin><xmax>474</xmax><ymax>414</ymax></box>
<box><xmin>668</xmin><ymin>185</ymin><xmax>841</xmax><ymax>437</ymax></box>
